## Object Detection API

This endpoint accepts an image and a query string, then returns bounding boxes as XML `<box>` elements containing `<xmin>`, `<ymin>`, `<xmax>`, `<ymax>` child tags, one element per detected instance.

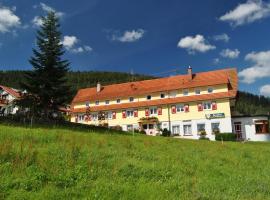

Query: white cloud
<box><xmin>62</xmin><ymin>36</ymin><xmax>78</xmax><ymax>50</ymax></box>
<box><xmin>213</xmin><ymin>58</ymin><xmax>220</xmax><ymax>64</ymax></box>
<box><xmin>32</xmin><ymin>2</ymin><xmax>64</xmax><ymax>26</ymax></box>
<box><xmin>220</xmin><ymin>48</ymin><xmax>240</xmax><ymax>59</ymax></box>
<box><xmin>32</xmin><ymin>16</ymin><xmax>43</xmax><ymax>27</ymax></box>
<box><xmin>62</xmin><ymin>35</ymin><xmax>93</xmax><ymax>54</ymax></box>
<box><xmin>0</xmin><ymin>6</ymin><xmax>21</xmax><ymax>33</ymax></box>
<box><xmin>213</xmin><ymin>33</ymin><xmax>230</xmax><ymax>42</ymax></box>
<box><xmin>177</xmin><ymin>34</ymin><xmax>216</xmax><ymax>54</ymax></box>
<box><xmin>112</xmin><ymin>29</ymin><xmax>145</xmax><ymax>42</ymax></box>
<box><xmin>260</xmin><ymin>84</ymin><xmax>270</xmax><ymax>96</ymax></box>
<box><xmin>40</xmin><ymin>3</ymin><xmax>64</xmax><ymax>18</ymax></box>
<box><xmin>239</xmin><ymin>50</ymin><xmax>270</xmax><ymax>84</ymax></box>
<box><xmin>220</xmin><ymin>0</ymin><xmax>270</xmax><ymax>26</ymax></box>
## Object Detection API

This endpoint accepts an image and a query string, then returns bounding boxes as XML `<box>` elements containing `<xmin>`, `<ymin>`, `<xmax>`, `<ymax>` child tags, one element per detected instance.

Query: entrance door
<box><xmin>234</xmin><ymin>122</ymin><xmax>242</xmax><ymax>140</ymax></box>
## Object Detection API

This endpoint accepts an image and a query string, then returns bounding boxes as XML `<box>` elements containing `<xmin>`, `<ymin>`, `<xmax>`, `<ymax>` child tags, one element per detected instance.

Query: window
<box><xmin>150</xmin><ymin>107</ymin><xmax>157</xmax><ymax>115</ymax></box>
<box><xmin>105</xmin><ymin>100</ymin><xmax>110</xmax><ymax>105</ymax></box>
<box><xmin>176</xmin><ymin>104</ymin><xmax>185</xmax><ymax>113</ymax></box>
<box><xmin>169</xmin><ymin>91</ymin><xmax>177</xmax><ymax>98</ymax></box>
<box><xmin>160</xmin><ymin>93</ymin><xmax>165</xmax><ymax>99</ymax></box>
<box><xmin>129</xmin><ymin>97</ymin><xmax>134</xmax><ymax>102</ymax></box>
<box><xmin>126</xmin><ymin>110</ymin><xmax>134</xmax><ymax>118</ymax></box>
<box><xmin>106</xmin><ymin>112</ymin><xmax>112</xmax><ymax>120</ymax></box>
<box><xmin>208</xmin><ymin>87</ymin><xmax>214</xmax><ymax>93</ymax></box>
<box><xmin>172</xmin><ymin>125</ymin><xmax>180</xmax><ymax>135</ymax></box>
<box><xmin>211</xmin><ymin>122</ymin><xmax>220</xmax><ymax>134</ymax></box>
<box><xmin>183</xmin><ymin>89</ymin><xmax>189</xmax><ymax>96</ymax></box>
<box><xmin>95</xmin><ymin>100</ymin><xmax>99</xmax><ymax>105</ymax></box>
<box><xmin>183</xmin><ymin>124</ymin><xmax>192</xmax><ymax>135</ymax></box>
<box><xmin>149</xmin><ymin>124</ymin><xmax>154</xmax><ymax>129</ymax></box>
<box><xmin>146</xmin><ymin>95</ymin><xmax>152</xmax><ymax>100</ymax></box>
<box><xmin>78</xmin><ymin>115</ymin><xmax>84</xmax><ymax>122</ymax></box>
<box><xmin>197</xmin><ymin>124</ymin><xmax>205</xmax><ymax>135</ymax></box>
<box><xmin>143</xmin><ymin>124</ymin><xmax>148</xmax><ymax>130</ymax></box>
<box><xmin>195</xmin><ymin>89</ymin><xmax>201</xmax><ymax>95</ymax></box>
<box><xmin>116</xmin><ymin>99</ymin><xmax>121</xmax><ymax>104</ymax></box>
<box><xmin>255</xmin><ymin>120</ymin><xmax>269</xmax><ymax>134</ymax></box>
<box><xmin>127</xmin><ymin>125</ymin><xmax>133</xmax><ymax>131</ymax></box>
<box><xmin>203</xmin><ymin>102</ymin><xmax>212</xmax><ymax>110</ymax></box>
<box><xmin>92</xmin><ymin>113</ymin><xmax>98</xmax><ymax>121</ymax></box>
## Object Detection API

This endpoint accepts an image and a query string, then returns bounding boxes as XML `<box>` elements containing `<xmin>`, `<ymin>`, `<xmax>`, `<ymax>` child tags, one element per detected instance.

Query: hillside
<box><xmin>0</xmin><ymin>70</ymin><xmax>269</xmax><ymax>115</ymax></box>
<box><xmin>1</xmin><ymin>124</ymin><xmax>270</xmax><ymax>199</ymax></box>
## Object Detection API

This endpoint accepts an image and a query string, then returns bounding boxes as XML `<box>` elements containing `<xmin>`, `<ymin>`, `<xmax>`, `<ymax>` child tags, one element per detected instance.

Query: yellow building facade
<box><xmin>71</xmin><ymin>67</ymin><xmax>238</xmax><ymax>140</ymax></box>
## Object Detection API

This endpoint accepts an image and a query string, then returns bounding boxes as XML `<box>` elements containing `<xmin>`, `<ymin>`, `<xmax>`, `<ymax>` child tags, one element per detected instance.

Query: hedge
<box><xmin>215</xmin><ymin>133</ymin><xmax>237</xmax><ymax>141</ymax></box>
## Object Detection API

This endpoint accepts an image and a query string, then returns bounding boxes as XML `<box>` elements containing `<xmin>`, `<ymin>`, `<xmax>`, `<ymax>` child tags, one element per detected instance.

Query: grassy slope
<box><xmin>1</xmin><ymin>125</ymin><xmax>270</xmax><ymax>200</ymax></box>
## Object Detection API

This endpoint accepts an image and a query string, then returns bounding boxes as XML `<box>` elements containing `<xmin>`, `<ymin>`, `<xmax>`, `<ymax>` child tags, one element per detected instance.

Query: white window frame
<box><xmin>183</xmin><ymin>89</ymin><xmax>189</xmax><ymax>96</ymax></box>
<box><xmin>105</xmin><ymin>100</ymin><xmax>110</xmax><ymax>105</ymax></box>
<box><xmin>126</xmin><ymin>110</ymin><xmax>134</xmax><ymax>118</ymax></box>
<box><xmin>95</xmin><ymin>100</ymin><xmax>99</xmax><ymax>105</ymax></box>
<box><xmin>160</xmin><ymin>93</ymin><xmax>165</xmax><ymax>99</ymax></box>
<box><xmin>129</xmin><ymin>97</ymin><xmax>134</xmax><ymax>102</ymax></box>
<box><xmin>169</xmin><ymin>91</ymin><xmax>177</xmax><ymax>98</ymax></box>
<box><xmin>146</xmin><ymin>95</ymin><xmax>152</xmax><ymax>100</ymax></box>
<box><xmin>195</xmin><ymin>88</ymin><xmax>201</xmax><ymax>95</ymax></box>
<box><xmin>211</xmin><ymin>122</ymin><xmax>220</xmax><ymax>134</ymax></box>
<box><xmin>106</xmin><ymin>111</ymin><xmax>113</xmax><ymax>120</ymax></box>
<box><xmin>149</xmin><ymin>107</ymin><xmax>158</xmax><ymax>116</ymax></box>
<box><xmin>183</xmin><ymin>124</ymin><xmax>192</xmax><ymax>136</ymax></box>
<box><xmin>78</xmin><ymin>114</ymin><xmax>84</xmax><ymax>122</ymax></box>
<box><xmin>176</xmin><ymin>104</ymin><xmax>185</xmax><ymax>113</ymax></box>
<box><xmin>172</xmin><ymin>125</ymin><xmax>180</xmax><ymax>135</ymax></box>
<box><xmin>92</xmin><ymin>113</ymin><xmax>98</xmax><ymax>121</ymax></box>
<box><xmin>203</xmin><ymin>101</ymin><xmax>212</xmax><ymax>110</ymax></box>
<box><xmin>208</xmin><ymin>87</ymin><xmax>214</xmax><ymax>93</ymax></box>
<box><xmin>116</xmin><ymin>99</ymin><xmax>121</xmax><ymax>104</ymax></box>
<box><xmin>197</xmin><ymin>123</ymin><xmax>206</xmax><ymax>134</ymax></box>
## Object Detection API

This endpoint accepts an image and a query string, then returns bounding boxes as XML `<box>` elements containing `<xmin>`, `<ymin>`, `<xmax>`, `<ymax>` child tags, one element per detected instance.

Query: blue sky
<box><xmin>0</xmin><ymin>0</ymin><xmax>270</xmax><ymax>96</ymax></box>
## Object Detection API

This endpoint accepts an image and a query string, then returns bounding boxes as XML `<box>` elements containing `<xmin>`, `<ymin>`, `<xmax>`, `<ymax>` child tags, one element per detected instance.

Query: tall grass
<box><xmin>0</xmin><ymin>124</ymin><xmax>270</xmax><ymax>199</ymax></box>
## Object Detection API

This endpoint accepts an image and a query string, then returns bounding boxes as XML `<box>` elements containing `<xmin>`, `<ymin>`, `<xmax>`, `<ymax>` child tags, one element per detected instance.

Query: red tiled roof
<box><xmin>0</xmin><ymin>85</ymin><xmax>21</xmax><ymax>98</ymax></box>
<box><xmin>72</xmin><ymin>68</ymin><xmax>238</xmax><ymax>105</ymax></box>
<box><xmin>72</xmin><ymin>91</ymin><xmax>232</xmax><ymax>113</ymax></box>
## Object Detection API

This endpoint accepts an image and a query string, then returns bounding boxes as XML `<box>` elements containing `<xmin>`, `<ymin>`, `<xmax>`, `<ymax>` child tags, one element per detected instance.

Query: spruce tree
<box><xmin>22</xmin><ymin>12</ymin><xmax>70</xmax><ymax>118</ymax></box>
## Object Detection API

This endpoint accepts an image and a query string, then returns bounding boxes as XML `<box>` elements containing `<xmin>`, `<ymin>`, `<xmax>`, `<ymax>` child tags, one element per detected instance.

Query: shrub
<box><xmin>162</xmin><ymin>128</ymin><xmax>171</xmax><ymax>137</ymax></box>
<box><xmin>110</xmin><ymin>125</ymin><xmax>122</xmax><ymax>131</ymax></box>
<box><xmin>215</xmin><ymin>133</ymin><xmax>237</xmax><ymax>141</ymax></box>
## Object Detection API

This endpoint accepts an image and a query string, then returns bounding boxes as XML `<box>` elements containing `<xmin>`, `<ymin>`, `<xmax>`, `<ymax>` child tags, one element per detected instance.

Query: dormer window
<box><xmin>95</xmin><ymin>100</ymin><xmax>99</xmax><ymax>105</ymax></box>
<box><xmin>195</xmin><ymin>89</ymin><xmax>200</xmax><ymax>95</ymax></box>
<box><xmin>160</xmin><ymin>93</ymin><xmax>165</xmax><ymax>99</ymax></box>
<box><xmin>116</xmin><ymin>99</ymin><xmax>121</xmax><ymax>104</ymax></box>
<box><xmin>183</xmin><ymin>89</ymin><xmax>189</xmax><ymax>96</ymax></box>
<box><xmin>146</xmin><ymin>95</ymin><xmax>151</xmax><ymax>100</ymax></box>
<box><xmin>129</xmin><ymin>97</ymin><xmax>134</xmax><ymax>102</ymax></box>
<box><xmin>208</xmin><ymin>87</ymin><xmax>214</xmax><ymax>93</ymax></box>
<box><xmin>105</xmin><ymin>100</ymin><xmax>110</xmax><ymax>105</ymax></box>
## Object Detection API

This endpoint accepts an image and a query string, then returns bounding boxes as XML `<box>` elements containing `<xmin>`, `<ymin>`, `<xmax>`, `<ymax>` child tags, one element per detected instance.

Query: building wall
<box><xmin>232</xmin><ymin>117</ymin><xmax>270</xmax><ymax>141</ymax></box>
<box><xmin>71</xmin><ymin>98</ymin><xmax>232</xmax><ymax>137</ymax></box>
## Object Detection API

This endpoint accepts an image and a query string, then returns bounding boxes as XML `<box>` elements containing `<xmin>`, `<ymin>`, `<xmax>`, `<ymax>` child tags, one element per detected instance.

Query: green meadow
<box><xmin>0</xmin><ymin>124</ymin><xmax>270</xmax><ymax>200</ymax></box>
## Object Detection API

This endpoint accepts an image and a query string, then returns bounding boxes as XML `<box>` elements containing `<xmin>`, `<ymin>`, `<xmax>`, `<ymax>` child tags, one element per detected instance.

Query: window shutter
<box><xmin>112</xmin><ymin>111</ymin><xmax>116</xmax><ymax>119</ymax></box>
<box><xmin>184</xmin><ymin>104</ymin><xmax>189</xmax><ymax>112</ymax></box>
<box><xmin>134</xmin><ymin>110</ymin><xmax>138</xmax><ymax>117</ymax></box>
<box><xmin>171</xmin><ymin>105</ymin><xmax>176</xmax><ymax>114</ymax></box>
<box><xmin>145</xmin><ymin>108</ymin><xmax>149</xmax><ymax>116</ymax></box>
<box><xmin>198</xmin><ymin>103</ymin><xmax>203</xmax><ymax>111</ymax></box>
<box><xmin>212</xmin><ymin>101</ymin><xmax>217</xmax><ymax>110</ymax></box>
<box><xmin>122</xmin><ymin>110</ymin><xmax>126</xmax><ymax>118</ymax></box>
<box><xmin>158</xmin><ymin>107</ymin><xmax>162</xmax><ymax>115</ymax></box>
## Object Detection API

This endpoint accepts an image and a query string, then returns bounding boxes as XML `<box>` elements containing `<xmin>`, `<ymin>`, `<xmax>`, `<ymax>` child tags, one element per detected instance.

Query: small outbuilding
<box><xmin>232</xmin><ymin>115</ymin><xmax>270</xmax><ymax>142</ymax></box>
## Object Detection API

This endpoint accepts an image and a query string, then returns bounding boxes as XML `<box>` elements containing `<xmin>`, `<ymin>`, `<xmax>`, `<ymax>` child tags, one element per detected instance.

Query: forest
<box><xmin>0</xmin><ymin>70</ymin><xmax>269</xmax><ymax>115</ymax></box>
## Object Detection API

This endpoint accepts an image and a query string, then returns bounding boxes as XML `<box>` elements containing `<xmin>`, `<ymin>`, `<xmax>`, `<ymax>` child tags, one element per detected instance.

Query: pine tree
<box><xmin>22</xmin><ymin>12</ymin><xmax>70</xmax><ymax>118</ymax></box>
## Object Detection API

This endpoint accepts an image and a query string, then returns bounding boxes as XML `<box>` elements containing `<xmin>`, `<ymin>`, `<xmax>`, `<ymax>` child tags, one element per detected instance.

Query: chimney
<box><xmin>97</xmin><ymin>82</ymin><xmax>101</xmax><ymax>93</ymax></box>
<box><xmin>187</xmin><ymin>66</ymin><xmax>193</xmax><ymax>80</ymax></box>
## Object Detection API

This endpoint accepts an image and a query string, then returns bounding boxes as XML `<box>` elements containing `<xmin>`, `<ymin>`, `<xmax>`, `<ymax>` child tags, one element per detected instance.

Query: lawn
<box><xmin>0</xmin><ymin>124</ymin><xmax>270</xmax><ymax>200</ymax></box>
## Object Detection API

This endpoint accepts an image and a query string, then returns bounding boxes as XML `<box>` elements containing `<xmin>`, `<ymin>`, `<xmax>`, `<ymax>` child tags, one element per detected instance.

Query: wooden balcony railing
<box><xmin>0</xmin><ymin>99</ymin><xmax>9</xmax><ymax>104</ymax></box>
